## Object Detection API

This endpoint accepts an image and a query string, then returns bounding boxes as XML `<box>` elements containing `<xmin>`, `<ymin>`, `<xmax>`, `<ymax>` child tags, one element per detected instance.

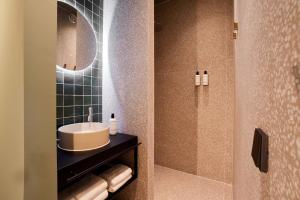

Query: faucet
<box><xmin>88</xmin><ymin>107</ymin><xmax>93</xmax><ymax>122</ymax></box>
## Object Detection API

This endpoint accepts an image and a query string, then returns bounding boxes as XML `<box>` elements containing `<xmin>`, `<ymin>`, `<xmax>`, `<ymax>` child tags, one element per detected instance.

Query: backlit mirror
<box><xmin>57</xmin><ymin>1</ymin><xmax>97</xmax><ymax>71</ymax></box>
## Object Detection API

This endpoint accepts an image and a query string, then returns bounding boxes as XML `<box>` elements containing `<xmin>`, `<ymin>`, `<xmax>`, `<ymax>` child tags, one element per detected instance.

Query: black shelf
<box><xmin>57</xmin><ymin>133</ymin><xmax>139</xmax><ymax>199</ymax></box>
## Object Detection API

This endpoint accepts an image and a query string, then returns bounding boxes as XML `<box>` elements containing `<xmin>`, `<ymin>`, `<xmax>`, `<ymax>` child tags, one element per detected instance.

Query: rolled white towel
<box><xmin>59</xmin><ymin>175</ymin><xmax>108</xmax><ymax>200</ymax></box>
<box><xmin>74</xmin><ymin>175</ymin><xmax>107</xmax><ymax>200</ymax></box>
<box><xmin>93</xmin><ymin>190</ymin><xmax>108</xmax><ymax>200</ymax></box>
<box><xmin>100</xmin><ymin>164</ymin><xmax>132</xmax><ymax>186</ymax></box>
<box><xmin>108</xmin><ymin>174</ymin><xmax>132</xmax><ymax>193</ymax></box>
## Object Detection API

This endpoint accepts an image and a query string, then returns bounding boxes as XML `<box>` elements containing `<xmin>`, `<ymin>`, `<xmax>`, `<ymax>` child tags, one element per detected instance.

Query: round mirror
<box><xmin>57</xmin><ymin>1</ymin><xmax>97</xmax><ymax>71</ymax></box>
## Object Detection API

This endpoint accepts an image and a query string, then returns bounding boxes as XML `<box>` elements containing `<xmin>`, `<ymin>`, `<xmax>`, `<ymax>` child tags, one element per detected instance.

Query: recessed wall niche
<box><xmin>56</xmin><ymin>0</ymin><xmax>103</xmax><ymax>128</ymax></box>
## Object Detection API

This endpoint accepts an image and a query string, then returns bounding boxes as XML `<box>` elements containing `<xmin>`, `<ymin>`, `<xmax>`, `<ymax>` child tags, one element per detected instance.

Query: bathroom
<box><xmin>1</xmin><ymin>0</ymin><xmax>300</xmax><ymax>200</ymax></box>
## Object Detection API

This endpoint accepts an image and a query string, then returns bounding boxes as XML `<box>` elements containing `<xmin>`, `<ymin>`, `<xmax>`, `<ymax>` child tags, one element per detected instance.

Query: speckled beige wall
<box><xmin>234</xmin><ymin>0</ymin><xmax>300</xmax><ymax>199</ymax></box>
<box><xmin>196</xmin><ymin>0</ymin><xmax>234</xmax><ymax>184</ymax></box>
<box><xmin>155</xmin><ymin>0</ymin><xmax>198</xmax><ymax>175</ymax></box>
<box><xmin>103</xmin><ymin>0</ymin><xmax>154</xmax><ymax>199</ymax></box>
<box><xmin>155</xmin><ymin>0</ymin><xmax>234</xmax><ymax>184</ymax></box>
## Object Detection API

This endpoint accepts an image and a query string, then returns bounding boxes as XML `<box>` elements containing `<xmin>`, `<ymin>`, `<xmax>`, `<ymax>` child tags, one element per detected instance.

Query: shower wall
<box><xmin>155</xmin><ymin>0</ymin><xmax>234</xmax><ymax>183</ymax></box>
<box><xmin>155</xmin><ymin>0</ymin><xmax>198</xmax><ymax>175</ymax></box>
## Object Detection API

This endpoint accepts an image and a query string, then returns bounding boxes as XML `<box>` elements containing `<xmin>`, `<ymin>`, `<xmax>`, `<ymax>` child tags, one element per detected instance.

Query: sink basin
<box><xmin>58</xmin><ymin>123</ymin><xmax>110</xmax><ymax>152</ymax></box>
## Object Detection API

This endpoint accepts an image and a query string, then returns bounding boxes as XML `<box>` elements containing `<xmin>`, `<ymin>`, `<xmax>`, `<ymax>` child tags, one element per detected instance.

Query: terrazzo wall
<box><xmin>234</xmin><ymin>0</ymin><xmax>300</xmax><ymax>199</ymax></box>
<box><xmin>155</xmin><ymin>0</ymin><xmax>234</xmax><ymax>184</ymax></box>
<box><xmin>103</xmin><ymin>0</ymin><xmax>154</xmax><ymax>199</ymax></box>
<box><xmin>155</xmin><ymin>0</ymin><xmax>198</xmax><ymax>175</ymax></box>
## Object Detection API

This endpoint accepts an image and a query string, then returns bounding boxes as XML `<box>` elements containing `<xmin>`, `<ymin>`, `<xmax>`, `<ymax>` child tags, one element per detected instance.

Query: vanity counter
<box><xmin>57</xmin><ymin>133</ymin><xmax>139</xmax><ymax>191</ymax></box>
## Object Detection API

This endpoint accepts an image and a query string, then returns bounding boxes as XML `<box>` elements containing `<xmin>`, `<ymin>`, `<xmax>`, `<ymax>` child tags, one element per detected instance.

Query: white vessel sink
<box><xmin>58</xmin><ymin>122</ymin><xmax>110</xmax><ymax>152</ymax></box>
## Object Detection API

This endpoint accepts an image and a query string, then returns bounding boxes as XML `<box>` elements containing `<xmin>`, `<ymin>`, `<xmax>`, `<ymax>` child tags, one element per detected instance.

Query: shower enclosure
<box><xmin>154</xmin><ymin>0</ymin><xmax>234</xmax><ymax>184</ymax></box>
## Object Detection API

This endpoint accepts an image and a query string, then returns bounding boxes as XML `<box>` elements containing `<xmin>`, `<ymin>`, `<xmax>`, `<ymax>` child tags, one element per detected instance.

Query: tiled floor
<box><xmin>154</xmin><ymin>165</ymin><xmax>233</xmax><ymax>200</ymax></box>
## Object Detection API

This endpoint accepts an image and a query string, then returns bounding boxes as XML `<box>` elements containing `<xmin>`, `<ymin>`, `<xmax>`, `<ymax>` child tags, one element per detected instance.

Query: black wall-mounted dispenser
<box><xmin>251</xmin><ymin>128</ymin><xmax>269</xmax><ymax>173</ymax></box>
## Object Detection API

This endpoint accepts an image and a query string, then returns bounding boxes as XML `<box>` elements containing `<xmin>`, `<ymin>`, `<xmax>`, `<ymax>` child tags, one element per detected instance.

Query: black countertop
<box><xmin>57</xmin><ymin>133</ymin><xmax>138</xmax><ymax>171</ymax></box>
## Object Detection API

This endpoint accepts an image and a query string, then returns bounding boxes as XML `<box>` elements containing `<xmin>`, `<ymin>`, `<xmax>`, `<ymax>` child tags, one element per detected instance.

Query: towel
<box><xmin>59</xmin><ymin>175</ymin><xmax>107</xmax><ymax>200</ymax></box>
<box><xmin>74</xmin><ymin>175</ymin><xmax>107</xmax><ymax>200</ymax></box>
<box><xmin>100</xmin><ymin>164</ymin><xmax>132</xmax><ymax>186</ymax></box>
<box><xmin>108</xmin><ymin>174</ymin><xmax>132</xmax><ymax>193</ymax></box>
<box><xmin>93</xmin><ymin>190</ymin><xmax>108</xmax><ymax>200</ymax></box>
